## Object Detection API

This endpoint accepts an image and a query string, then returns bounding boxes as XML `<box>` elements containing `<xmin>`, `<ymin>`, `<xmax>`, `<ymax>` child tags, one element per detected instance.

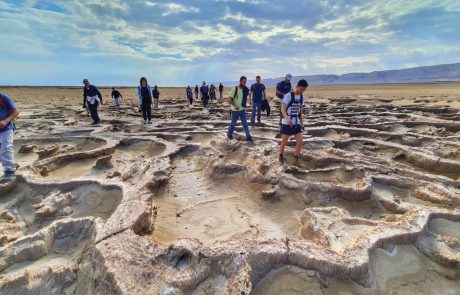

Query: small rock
<box><xmin>18</xmin><ymin>144</ymin><xmax>36</xmax><ymax>153</ymax></box>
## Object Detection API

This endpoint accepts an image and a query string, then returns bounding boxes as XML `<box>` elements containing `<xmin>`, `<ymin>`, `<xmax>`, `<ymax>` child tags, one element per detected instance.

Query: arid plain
<box><xmin>0</xmin><ymin>83</ymin><xmax>459</xmax><ymax>294</ymax></box>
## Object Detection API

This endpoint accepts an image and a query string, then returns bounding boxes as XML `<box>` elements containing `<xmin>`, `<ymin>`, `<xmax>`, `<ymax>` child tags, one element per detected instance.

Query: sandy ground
<box><xmin>0</xmin><ymin>83</ymin><xmax>459</xmax><ymax>294</ymax></box>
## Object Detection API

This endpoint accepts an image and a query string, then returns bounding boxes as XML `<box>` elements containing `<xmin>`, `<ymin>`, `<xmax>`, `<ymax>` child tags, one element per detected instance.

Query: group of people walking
<box><xmin>0</xmin><ymin>73</ymin><xmax>308</xmax><ymax>183</ymax></box>
<box><xmin>85</xmin><ymin>73</ymin><xmax>309</xmax><ymax>163</ymax></box>
<box><xmin>225</xmin><ymin>74</ymin><xmax>308</xmax><ymax>163</ymax></box>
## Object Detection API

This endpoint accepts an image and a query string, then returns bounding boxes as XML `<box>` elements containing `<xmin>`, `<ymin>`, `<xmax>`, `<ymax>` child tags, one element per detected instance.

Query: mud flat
<box><xmin>0</xmin><ymin>84</ymin><xmax>459</xmax><ymax>294</ymax></box>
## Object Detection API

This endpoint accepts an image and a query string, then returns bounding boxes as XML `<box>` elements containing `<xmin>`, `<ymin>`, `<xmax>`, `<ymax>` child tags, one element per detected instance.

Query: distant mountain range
<box><xmin>220</xmin><ymin>63</ymin><xmax>460</xmax><ymax>87</ymax></box>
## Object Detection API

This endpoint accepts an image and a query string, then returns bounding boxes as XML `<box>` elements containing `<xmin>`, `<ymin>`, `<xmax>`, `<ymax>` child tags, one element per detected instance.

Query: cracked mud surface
<box><xmin>0</xmin><ymin>84</ymin><xmax>459</xmax><ymax>294</ymax></box>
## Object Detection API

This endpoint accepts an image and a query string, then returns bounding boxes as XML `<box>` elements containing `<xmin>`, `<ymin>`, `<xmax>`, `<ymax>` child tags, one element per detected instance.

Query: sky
<box><xmin>1</xmin><ymin>0</ymin><xmax>460</xmax><ymax>86</ymax></box>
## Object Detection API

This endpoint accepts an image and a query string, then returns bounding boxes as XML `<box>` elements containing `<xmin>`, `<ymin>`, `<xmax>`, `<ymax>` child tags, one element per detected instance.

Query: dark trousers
<box><xmin>142</xmin><ymin>103</ymin><xmax>152</xmax><ymax>121</ymax></box>
<box><xmin>202</xmin><ymin>95</ymin><xmax>209</xmax><ymax>107</ymax></box>
<box><xmin>188</xmin><ymin>97</ymin><xmax>193</xmax><ymax>105</ymax></box>
<box><xmin>88</xmin><ymin>102</ymin><xmax>100</xmax><ymax>123</ymax></box>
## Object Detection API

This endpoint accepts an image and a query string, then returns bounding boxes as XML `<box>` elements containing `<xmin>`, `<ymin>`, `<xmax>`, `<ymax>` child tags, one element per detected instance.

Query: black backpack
<box><xmin>280</xmin><ymin>91</ymin><xmax>303</xmax><ymax>122</ymax></box>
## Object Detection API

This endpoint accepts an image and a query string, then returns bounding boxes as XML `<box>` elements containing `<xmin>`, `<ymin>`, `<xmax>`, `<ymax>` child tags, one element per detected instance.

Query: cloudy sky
<box><xmin>1</xmin><ymin>0</ymin><xmax>459</xmax><ymax>86</ymax></box>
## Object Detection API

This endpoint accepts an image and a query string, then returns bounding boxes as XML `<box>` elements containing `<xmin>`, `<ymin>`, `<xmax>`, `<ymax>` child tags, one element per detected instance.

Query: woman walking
<box><xmin>137</xmin><ymin>77</ymin><xmax>153</xmax><ymax>124</ymax></box>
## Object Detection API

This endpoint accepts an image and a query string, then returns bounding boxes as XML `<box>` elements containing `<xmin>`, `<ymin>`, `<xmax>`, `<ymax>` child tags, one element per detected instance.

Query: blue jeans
<box><xmin>251</xmin><ymin>102</ymin><xmax>262</xmax><ymax>124</ymax></box>
<box><xmin>0</xmin><ymin>130</ymin><xmax>15</xmax><ymax>174</ymax></box>
<box><xmin>114</xmin><ymin>97</ymin><xmax>121</xmax><ymax>107</ymax></box>
<box><xmin>227</xmin><ymin>109</ymin><xmax>252</xmax><ymax>140</ymax></box>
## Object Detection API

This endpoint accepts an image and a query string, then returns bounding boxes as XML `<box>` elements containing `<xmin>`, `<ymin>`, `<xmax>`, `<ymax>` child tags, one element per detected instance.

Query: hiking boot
<box><xmin>294</xmin><ymin>155</ymin><xmax>299</xmax><ymax>163</ymax></box>
<box><xmin>247</xmin><ymin>138</ymin><xmax>253</xmax><ymax>143</ymax></box>
<box><xmin>279</xmin><ymin>154</ymin><xmax>285</xmax><ymax>163</ymax></box>
<box><xmin>227</xmin><ymin>135</ymin><xmax>233</xmax><ymax>140</ymax></box>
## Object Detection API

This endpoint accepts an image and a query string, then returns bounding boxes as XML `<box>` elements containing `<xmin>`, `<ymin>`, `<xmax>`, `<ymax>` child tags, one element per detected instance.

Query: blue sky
<box><xmin>1</xmin><ymin>0</ymin><xmax>459</xmax><ymax>86</ymax></box>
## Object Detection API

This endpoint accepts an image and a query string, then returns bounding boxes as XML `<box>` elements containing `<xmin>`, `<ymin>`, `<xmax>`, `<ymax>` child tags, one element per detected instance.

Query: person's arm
<box><xmin>276</xmin><ymin>86</ymin><xmax>284</xmax><ymax>98</ymax></box>
<box><xmin>0</xmin><ymin>108</ymin><xmax>19</xmax><ymax>129</ymax></box>
<box><xmin>83</xmin><ymin>91</ymin><xmax>86</xmax><ymax>108</ymax></box>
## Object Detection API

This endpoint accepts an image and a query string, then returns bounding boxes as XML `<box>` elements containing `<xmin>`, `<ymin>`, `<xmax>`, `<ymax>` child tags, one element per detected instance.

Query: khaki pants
<box><xmin>154</xmin><ymin>98</ymin><xmax>159</xmax><ymax>109</ymax></box>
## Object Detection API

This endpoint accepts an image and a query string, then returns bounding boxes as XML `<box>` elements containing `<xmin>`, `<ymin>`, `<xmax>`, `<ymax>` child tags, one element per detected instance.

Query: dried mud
<box><xmin>0</xmin><ymin>84</ymin><xmax>459</xmax><ymax>294</ymax></box>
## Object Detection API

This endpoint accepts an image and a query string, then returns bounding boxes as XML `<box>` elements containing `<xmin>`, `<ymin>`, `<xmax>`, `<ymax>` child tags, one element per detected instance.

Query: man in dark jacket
<box><xmin>219</xmin><ymin>83</ymin><xmax>224</xmax><ymax>99</ymax></box>
<box><xmin>111</xmin><ymin>88</ymin><xmax>123</xmax><ymax>107</ymax></box>
<box><xmin>82</xmin><ymin>79</ymin><xmax>103</xmax><ymax>124</ymax></box>
<box><xmin>200</xmin><ymin>81</ymin><xmax>209</xmax><ymax>107</ymax></box>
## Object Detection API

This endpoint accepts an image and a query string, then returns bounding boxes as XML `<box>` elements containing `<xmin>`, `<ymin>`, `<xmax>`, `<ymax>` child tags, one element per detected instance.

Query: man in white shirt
<box><xmin>279</xmin><ymin>79</ymin><xmax>308</xmax><ymax>163</ymax></box>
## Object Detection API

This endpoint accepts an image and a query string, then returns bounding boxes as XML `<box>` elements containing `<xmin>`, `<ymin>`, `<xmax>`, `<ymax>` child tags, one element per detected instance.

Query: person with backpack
<box><xmin>152</xmin><ymin>85</ymin><xmax>160</xmax><ymax>109</ymax></box>
<box><xmin>0</xmin><ymin>93</ymin><xmax>19</xmax><ymax>183</ymax></box>
<box><xmin>200</xmin><ymin>81</ymin><xmax>209</xmax><ymax>107</ymax></box>
<box><xmin>138</xmin><ymin>77</ymin><xmax>153</xmax><ymax>124</ymax></box>
<box><xmin>219</xmin><ymin>83</ymin><xmax>224</xmax><ymax>99</ymax></box>
<box><xmin>82</xmin><ymin>79</ymin><xmax>103</xmax><ymax>125</ymax></box>
<box><xmin>111</xmin><ymin>87</ymin><xmax>123</xmax><ymax>107</ymax></box>
<box><xmin>249</xmin><ymin>75</ymin><xmax>266</xmax><ymax>126</ymax></box>
<box><xmin>186</xmin><ymin>86</ymin><xmax>193</xmax><ymax>105</ymax></box>
<box><xmin>209</xmin><ymin>84</ymin><xmax>216</xmax><ymax>100</ymax></box>
<box><xmin>279</xmin><ymin>79</ymin><xmax>308</xmax><ymax>163</ymax></box>
<box><xmin>227</xmin><ymin>76</ymin><xmax>252</xmax><ymax>142</ymax></box>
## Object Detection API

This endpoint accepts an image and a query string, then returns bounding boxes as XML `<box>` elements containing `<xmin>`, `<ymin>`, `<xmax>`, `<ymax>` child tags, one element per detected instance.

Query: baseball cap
<box><xmin>286</xmin><ymin>74</ymin><xmax>292</xmax><ymax>81</ymax></box>
<box><xmin>82</xmin><ymin>79</ymin><xmax>89</xmax><ymax>83</ymax></box>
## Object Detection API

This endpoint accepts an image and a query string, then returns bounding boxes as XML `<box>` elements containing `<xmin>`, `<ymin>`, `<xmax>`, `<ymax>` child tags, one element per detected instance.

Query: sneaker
<box><xmin>0</xmin><ymin>171</ymin><xmax>15</xmax><ymax>184</ymax></box>
<box><xmin>227</xmin><ymin>135</ymin><xmax>233</xmax><ymax>140</ymax></box>
<box><xmin>148</xmin><ymin>121</ymin><xmax>152</xmax><ymax>124</ymax></box>
<box><xmin>279</xmin><ymin>154</ymin><xmax>285</xmax><ymax>163</ymax></box>
<box><xmin>294</xmin><ymin>155</ymin><xmax>299</xmax><ymax>163</ymax></box>
<box><xmin>247</xmin><ymin>138</ymin><xmax>253</xmax><ymax>142</ymax></box>
<box><xmin>144</xmin><ymin>120</ymin><xmax>148</xmax><ymax>124</ymax></box>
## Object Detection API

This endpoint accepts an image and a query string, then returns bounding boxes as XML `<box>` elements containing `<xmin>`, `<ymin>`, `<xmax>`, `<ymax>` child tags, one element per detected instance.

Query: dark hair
<box><xmin>297</xmin><ymin>79</ymin><xmax>308</xmax><ymax>87</ymax></box>
<box><xmin>256</xmin><ymin>76</ymin><xmax>261</xmax><ymax>79</ymax></box>
<box><xmin>112</xmin><ymin>87</ymin><xmax>115</xmax><ymax>90</ymax></box>
<box><xmin>240</xmin><ymin>76</ymin><xmax>247</xmax><ymax>82</ymax></box>
<box><xmin>140</xmin><ymin>77</ymin><xmax>147</xmax><ymax>84</ymax></box>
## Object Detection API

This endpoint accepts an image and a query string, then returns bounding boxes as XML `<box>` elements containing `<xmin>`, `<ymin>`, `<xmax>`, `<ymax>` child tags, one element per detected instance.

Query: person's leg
<box><xmin>94</xmin><ymin>102</ymin><xmax>101</xmax><ymax>123</ymax></box>
<box><xmin>256</xmin><ymin>103</ymin><xmax>262</xmax><ymax>123</ymax></box>
<box><xmin>240</xmin><ymin>110</ymin><xmax>252</xmax><ymax>141</ymax></box>
<box><xmin>147</xmin><ymin>103</ymin><xmax>152</xmax><ymax>122</ymax></box>
<box><xmin>251</xmin><ymin>103</ymin><xmax>256</xmax><ymax>124</ymax></box>
<box><xmin>142</xmin><ymin>104</ymin><xmax>148</xmax><ymax>122</ymax></box>
<box><xmin>279</xmin><ymin>131</ymin><xmax>289</xmax><ymax>162</ymax></box>
<box><xmin>0</xmin><ymin>130</ymin><xmax>16</xmax><ymax>176</ymax></box>
<box><xmin>227</xmin><ymin>111</ymin><xmax>238</xmax><ymax>139</ymax></box>
<box><xmin>154</xmin><ymin>98</ymin><xmax>159</xmax><ymax>109</ymax></box>
<box><xmin>89</xmin><ymin>104</ymin><xmax>98</xmax><ymax>123</ymax></box>
<box><xmin>294</xmin><ymin>132</ymin><xmax>303</xmax><ymax>157</ymax></box>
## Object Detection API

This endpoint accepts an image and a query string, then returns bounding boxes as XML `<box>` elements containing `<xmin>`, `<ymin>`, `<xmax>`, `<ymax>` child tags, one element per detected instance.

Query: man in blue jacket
<box><xmin>82</xmin><ymin>79</ymin><xmax>103</xmax><ymax>125</ymax></box>
<box><xmin>200</xmin><ymin>81</ymin><xmax>209</xmax><ymax>108</ymax></box>
<box><xmin>0</xmin><ymin>93</ymin><xmax>19</xmax><ymax>183</ymax></box>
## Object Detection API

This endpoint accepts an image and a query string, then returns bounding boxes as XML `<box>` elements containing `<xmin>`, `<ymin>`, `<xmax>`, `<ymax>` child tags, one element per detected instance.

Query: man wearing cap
<box><xmin>276</xmin><ymin>74</ymin><xmax>292</xmax><ymax>100</ymax></box>
<box><xmin>82</xmin><ymin>79</ymin><xmax>103</xmax><ymax>125</ymax></box>
<box><xmin>0</xmin><ymin>93</ymin><xmax>19</xmax><ymax>183</ymax></box>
